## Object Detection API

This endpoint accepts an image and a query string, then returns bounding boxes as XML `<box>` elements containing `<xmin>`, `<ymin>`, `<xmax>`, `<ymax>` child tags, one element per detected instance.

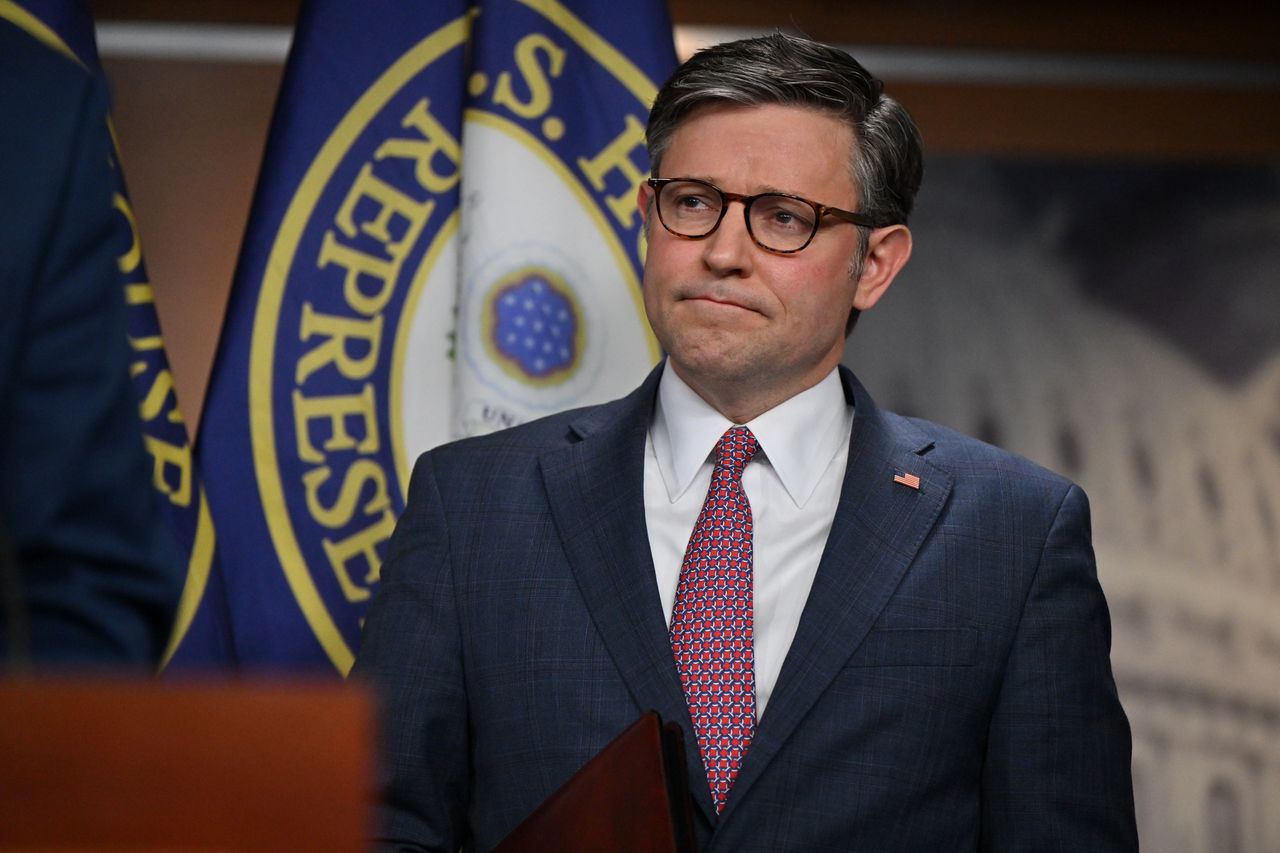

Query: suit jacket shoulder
<box><xmin>840</xmin><ymin>363</ymin><xmax>1083</xmax><ymax>531</ymax></box>
<box><xmin>894</xmin><ymin>411</ymin><xmax>1077</xmax><ymax>502</ymax></box>
<box><xmin>408</xmin><ymin>364</ymin><xmax>660</xmax><ymax>501</ymax></box>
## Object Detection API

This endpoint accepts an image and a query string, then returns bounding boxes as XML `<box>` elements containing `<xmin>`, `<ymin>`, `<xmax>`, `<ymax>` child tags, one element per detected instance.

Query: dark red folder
<box><xmin>493</xmin><ymin>711</ymin><xmax>698</xmax><ymax>853</ymax></box>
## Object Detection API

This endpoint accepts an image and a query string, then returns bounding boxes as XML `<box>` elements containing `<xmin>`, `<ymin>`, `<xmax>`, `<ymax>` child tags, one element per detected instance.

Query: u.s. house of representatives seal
<box><xmin>249</xmin><ymin>0</ymin><xmax>662</xmax><ymax>672</ymax></box>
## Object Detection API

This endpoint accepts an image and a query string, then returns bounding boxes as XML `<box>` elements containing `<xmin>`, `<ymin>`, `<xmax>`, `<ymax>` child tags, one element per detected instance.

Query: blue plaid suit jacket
<box><xmin>355</xmin><ymin>363</ymin><xmax>1137</xmax><ymax>852</ymax></box>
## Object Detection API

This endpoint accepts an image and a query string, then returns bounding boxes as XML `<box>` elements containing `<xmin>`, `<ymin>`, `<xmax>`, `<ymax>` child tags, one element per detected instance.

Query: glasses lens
<box><xmin>749</xmin><ymin>195</ymin><xmax>818</xmax><ymax>252</ymax></box>
<box><xmin>657</xmin><ymin>180</ymin><xmax>723</xmax><ymax>237</ymax></box>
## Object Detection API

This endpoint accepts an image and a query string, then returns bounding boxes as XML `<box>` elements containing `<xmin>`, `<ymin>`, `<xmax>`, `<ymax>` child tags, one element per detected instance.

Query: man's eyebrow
<box><xmin>665</xmin><ymin>173</ymin><xmax>720</xmax><ymax>185</ymax></box>
<box><xmin>668</xmin><ymin>176</ymin><xmax>804</xmax><ymax>198</ymax></box>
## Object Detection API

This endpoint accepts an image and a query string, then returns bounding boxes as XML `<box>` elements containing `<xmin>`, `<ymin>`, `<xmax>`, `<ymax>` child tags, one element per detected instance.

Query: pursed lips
<box><xmin>680</xmin><ymin>293</ymin><xmax>759</xmax><ymax>314</ymax></box>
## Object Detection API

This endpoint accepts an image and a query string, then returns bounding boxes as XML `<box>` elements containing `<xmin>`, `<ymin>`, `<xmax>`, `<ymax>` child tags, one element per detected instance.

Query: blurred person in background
<box><xmin>0</xmin><ymin>17</ymin><xmax>181</xmax><ymax>669</ymax></box>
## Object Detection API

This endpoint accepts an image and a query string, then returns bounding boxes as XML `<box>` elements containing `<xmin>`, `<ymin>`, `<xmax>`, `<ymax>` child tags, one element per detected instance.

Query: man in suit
<box><xmin>0</xmin><ymin>16</ymin><xmax>181</xmax><ymax>666</ymax></box>
<box><xmin>355</xmin><ymin>33</ymin><xmax>1137</xmax><ymax>851</ymax></box>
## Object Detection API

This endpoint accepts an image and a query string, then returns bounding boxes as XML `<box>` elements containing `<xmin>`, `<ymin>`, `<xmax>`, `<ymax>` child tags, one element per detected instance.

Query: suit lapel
<box><xmin>720</xmin><ymin>368</ymin><xmax>953</xmax><ymax>822</ymax></box>
<box><xmin>539</xmin><ymin>363</ymin><xmax>720</xmax><ymax>823</ymax></box>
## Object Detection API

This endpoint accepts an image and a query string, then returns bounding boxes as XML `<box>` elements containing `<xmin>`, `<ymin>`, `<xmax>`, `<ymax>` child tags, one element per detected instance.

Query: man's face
<box><xmin>639</xmin><ymin>103</ymin><xmax>869</xmax><ymax>411</ymax></box>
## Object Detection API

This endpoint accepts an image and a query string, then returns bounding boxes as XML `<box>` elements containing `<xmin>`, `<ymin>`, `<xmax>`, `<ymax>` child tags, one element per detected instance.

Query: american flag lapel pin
<box><xmin>893</xmin><ymin>470</ymin><xmax>921</xmax><ymax>490</ymax></box>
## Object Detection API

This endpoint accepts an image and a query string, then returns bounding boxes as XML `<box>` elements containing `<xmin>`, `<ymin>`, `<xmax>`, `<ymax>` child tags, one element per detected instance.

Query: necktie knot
<box><xmin>715</xmin><ymin>427</ymin><xmax>758</xmax><ymax>483</ymax></box>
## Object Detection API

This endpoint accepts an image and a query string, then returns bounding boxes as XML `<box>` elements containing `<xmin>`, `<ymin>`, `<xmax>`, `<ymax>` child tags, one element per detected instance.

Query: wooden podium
<box><xmin>0</xmin><ymin>678</ymin><xmax>373</xmax><ymax>851</ymax></box>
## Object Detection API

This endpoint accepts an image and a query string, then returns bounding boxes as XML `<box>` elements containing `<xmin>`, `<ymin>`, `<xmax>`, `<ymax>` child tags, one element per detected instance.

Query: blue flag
<box><xmin>193</xmin><ymin>0</ymin><xmax>676</xmax><ymax>671</ymax></box>
<box><xmin>0</xmin><ymin>0</ymin><xmax>221</xmax><ymax>668</ymax></box>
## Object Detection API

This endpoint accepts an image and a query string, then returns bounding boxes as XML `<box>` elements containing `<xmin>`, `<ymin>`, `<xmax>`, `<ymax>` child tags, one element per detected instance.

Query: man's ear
<box><xmin>636</xmin><ymin>182</ymin><xmax>654</xmax><ymax>228</ymax></box>
<box><xmin>853</xmin><ymin>224</ymin><xmax>912</xmax><ymax>312</ymax></box>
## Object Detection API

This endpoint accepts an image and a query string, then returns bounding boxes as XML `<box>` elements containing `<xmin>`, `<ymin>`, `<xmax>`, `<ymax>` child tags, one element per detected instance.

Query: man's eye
<box><xmin>759</xmin><ymin>202</ymin><xmax>813</xmax><ymax>231</ymax></box>
<box><xmin>676</xmin><ymin>194</ymin><xmax>714</xmax><ymax>210</ymax></box>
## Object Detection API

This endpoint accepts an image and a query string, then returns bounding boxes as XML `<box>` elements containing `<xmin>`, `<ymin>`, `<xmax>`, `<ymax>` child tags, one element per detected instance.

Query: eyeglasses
<box><xmin>647</xmin><ymin>177</ymin><xmax>891</xmax><ymax>255</ymax></box>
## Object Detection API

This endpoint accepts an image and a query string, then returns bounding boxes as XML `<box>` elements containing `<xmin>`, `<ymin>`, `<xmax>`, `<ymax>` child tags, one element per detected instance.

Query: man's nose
<box><xmin>701</xmin><ymin>202</ymin><xmax>756</xmax><ymax>276</ymax></box>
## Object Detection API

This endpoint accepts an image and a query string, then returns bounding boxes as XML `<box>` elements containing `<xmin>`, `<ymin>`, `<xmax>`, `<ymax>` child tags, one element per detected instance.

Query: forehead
<box><xmin>660</xmin><ymin>103</ymin><xmax>857</xmax><ymax>202</ymax></box>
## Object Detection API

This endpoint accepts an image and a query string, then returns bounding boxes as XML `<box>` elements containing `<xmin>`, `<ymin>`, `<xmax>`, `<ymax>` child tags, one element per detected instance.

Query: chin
<box><xmin>671</xmin><ymin>344</ymin><xmax>758</xmax><ymax>385</ymax></box>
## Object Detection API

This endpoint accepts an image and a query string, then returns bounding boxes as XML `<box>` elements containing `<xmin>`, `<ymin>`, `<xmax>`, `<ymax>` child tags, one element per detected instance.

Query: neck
<box><xmin>670</xmin><ymin>360</ymin><xmax>837</xmax><ymax>424</ymax></box>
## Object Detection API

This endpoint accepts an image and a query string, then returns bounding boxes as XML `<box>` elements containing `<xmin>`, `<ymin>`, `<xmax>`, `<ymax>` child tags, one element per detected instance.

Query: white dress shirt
<box><xmin>644</xmin><ymin>364</ymin><xmax>853</xmax><ymax>718</ymax></box>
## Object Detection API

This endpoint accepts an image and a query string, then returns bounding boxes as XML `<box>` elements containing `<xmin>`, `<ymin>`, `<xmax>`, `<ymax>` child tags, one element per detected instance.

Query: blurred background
<box><xmin>91</xmin><ymin>2</ymin><xmax>1278</xmax><ymax>850</ymax></box>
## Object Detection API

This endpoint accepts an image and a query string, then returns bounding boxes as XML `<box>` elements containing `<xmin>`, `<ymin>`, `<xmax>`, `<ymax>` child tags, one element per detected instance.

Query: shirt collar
<box><xmin>651</xmin><ymin>362</ymin><xmax>851</xmax><ymax>507</ymax></box>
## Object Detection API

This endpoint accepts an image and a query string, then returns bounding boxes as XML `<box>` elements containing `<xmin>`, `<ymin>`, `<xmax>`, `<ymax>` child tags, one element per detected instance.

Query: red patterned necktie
<box><xmin>669</xmin><ymin>426</ymin><xmax>759</xmax><ymax>813</ymax></box>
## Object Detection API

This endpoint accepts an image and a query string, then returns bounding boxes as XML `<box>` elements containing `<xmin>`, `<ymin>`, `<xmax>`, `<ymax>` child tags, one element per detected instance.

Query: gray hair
<box><xmin>646</xmin><ymin>32</ymin><xmax>923</xmax><ymax>226</ymax></box>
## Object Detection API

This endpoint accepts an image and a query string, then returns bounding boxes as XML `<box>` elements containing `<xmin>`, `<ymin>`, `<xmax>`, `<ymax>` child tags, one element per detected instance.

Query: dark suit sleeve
<box><xmin>352</xmin><ymin>452</ymin><xmax>469</xmax><ymax>852</ymax></box>
<box><xmin>980</xmin><ymin>485</ymin><xmax>1138</xmax><ymax>851</ymax></box>
<box><xmin>0</xmin><ymin>31</ymin><xmax>181</xmax><ymax>666</ymax></box>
